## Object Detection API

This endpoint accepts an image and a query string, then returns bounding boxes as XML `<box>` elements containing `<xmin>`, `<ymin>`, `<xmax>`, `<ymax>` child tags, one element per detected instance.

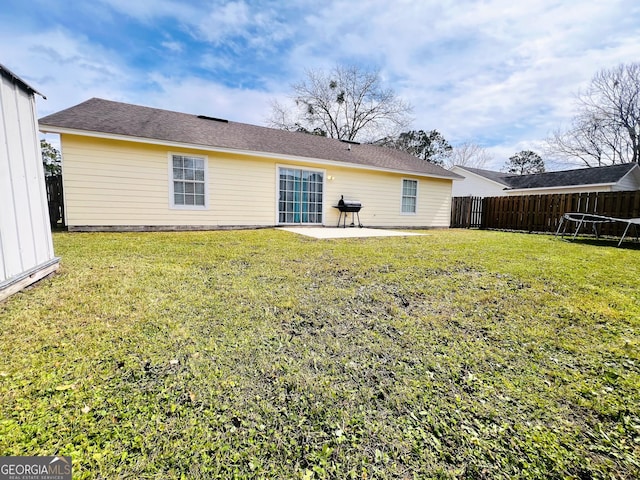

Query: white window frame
<box><xmin>168</xmin><ymin>153</ymin><xmax>208</xmax><ymax>210</ymax></box>
<box><xmin>401</xmin><ymin>178</ymin><xmax>418</xmax><ymax>215</ymax></box>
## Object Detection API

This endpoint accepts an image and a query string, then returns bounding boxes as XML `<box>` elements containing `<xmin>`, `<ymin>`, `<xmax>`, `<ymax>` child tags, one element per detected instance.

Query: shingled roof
<box><xmin>503</xmin><ymin>163</ymin><xmax>639</xmax><ymax>189</ymax></box>
<box><xmin>454</xmin><ymin>163</ymin><xmax>640</xmax><ymax>190</ymax></box>
<box><xmin>39</xmin><ymin>98</ymin><xmax>461</xmax><ymax>180</ymax></box>
<box><xmin>453</xmin><ymin>166</ymin><xmax>511</xmax><ymax>186</ymax></box>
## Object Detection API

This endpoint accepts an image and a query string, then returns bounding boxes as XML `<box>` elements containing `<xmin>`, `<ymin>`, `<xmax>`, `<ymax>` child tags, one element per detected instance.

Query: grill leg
<box><xmin>335</xmin><ymin>209</ymin><xmax>363</xmax><ymax>227</ymax></box>
<box><xmin>337</xmin><ymin>211</ymin><xmax>349</xmax><ymax>228</ymax></box>
<box><xmin>340</xmin><ymin>211</ymin><xmax>347</xmax><ymax>228</ymax></box>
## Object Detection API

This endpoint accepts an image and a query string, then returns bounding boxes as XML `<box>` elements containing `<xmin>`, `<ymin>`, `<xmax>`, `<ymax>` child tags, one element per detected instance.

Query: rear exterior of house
<box><xmin>0</xmin><ymin>64</ymin><xmax>59</xmax><ymax>301</ymax></box>
<box><xmin>41</xmin><ymin>99</ymin><xmax>460</xmax><ymax>231</ymax></box>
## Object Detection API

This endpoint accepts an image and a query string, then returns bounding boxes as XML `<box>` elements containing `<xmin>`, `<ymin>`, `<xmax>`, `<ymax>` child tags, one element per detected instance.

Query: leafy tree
<box><xmin>448</xmin><ymin>141</ymin><xmax>493</xmax><ymax>169</ymax></box>
<box><xmin>503</xmin><ymin>150</ymin><xmax>545</xmax><ymax>175</ymax></box>
<box><xmin>41</xmin><ymin>140</ymin><xmax>61</xmax><ymax>176</ymax></box>
<box><xmin>546</xmin><ymin>63</ymin><xmax>640</xmax><ymax>166</ymax></box>
<box><xmin>268</xmin><ymin>65</ymin><xmax>412</xmax><ymax>142</ymax></box>
<box><xmin>375</xmin><ymin>129</ymin><xmax>452</xmax><ymax>165</ymax></box>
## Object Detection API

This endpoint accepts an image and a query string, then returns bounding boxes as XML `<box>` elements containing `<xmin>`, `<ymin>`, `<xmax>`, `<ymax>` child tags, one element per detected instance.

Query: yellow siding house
<box><xmin>40</xmin><ymin>98</ymin><xmax>461</xmax><ymax>231</ymax></box>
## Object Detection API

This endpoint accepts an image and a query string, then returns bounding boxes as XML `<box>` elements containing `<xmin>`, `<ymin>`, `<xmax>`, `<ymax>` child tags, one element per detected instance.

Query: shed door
<box><xmin>278</xmin><ymin>168</ymin><xmax>323</xmax><ymax>224</ymax></box>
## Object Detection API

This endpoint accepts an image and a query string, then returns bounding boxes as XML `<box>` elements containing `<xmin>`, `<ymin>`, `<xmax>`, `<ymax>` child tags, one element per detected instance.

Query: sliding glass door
<box><xmin>278</xmin><ymin>168</ymin><xmax>323</xmax><ymax>224</ymax></box>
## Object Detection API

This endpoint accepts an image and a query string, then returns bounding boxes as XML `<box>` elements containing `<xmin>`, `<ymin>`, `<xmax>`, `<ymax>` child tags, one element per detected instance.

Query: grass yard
<box><xmin>0</xmin><ymin>229</ymin><xmax>639</xmax><ymax>479</ymax></box>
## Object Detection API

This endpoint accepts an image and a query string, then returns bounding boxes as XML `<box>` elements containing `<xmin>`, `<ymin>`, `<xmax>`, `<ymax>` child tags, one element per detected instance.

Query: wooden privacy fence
<box><xmin>451</xmin><ymin>190</ymin><xmax>640</xmax><ymax>235</ymax></box>
<box><xmin>45</xmin><ymin>175</ymin><xmax>65</xmax><ymax>228</ymax></box>
<box><xmin>451</xmin><ymin>196</ymin><xmax>484</xmax><ymax>228</ymax></box>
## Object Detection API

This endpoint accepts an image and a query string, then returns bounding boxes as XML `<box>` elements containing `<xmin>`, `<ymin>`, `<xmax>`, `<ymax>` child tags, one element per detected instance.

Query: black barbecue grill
<box><xmin>333</xmin><ymin>195</ymin><xmax>363</xmax><ymax>228</ymax></box>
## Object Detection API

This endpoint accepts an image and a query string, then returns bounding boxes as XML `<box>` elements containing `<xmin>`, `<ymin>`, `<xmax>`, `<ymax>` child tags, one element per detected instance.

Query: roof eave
<box><xmin>39</xmin><ymin>125</ymin><xmax>460</xmax><ymax>180</ymax></box>
<box><xmin>0</xmin><ymin>63</ymin><xmax>46</xmax><ymax>98</ymax></box>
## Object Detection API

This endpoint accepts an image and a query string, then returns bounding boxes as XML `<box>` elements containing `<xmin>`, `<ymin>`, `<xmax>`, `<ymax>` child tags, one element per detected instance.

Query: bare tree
<box><xmin>545</xmin><ymin>112</ymin><xmax>627</xmax><ymax>167</ymax></box>
<box><xmin>267</xmin><ymin>65</ymin><xmax>412</xmax><ymax>142</ymax></box>
<box><xmin>447</xmin><ymin>141</ymin><xmax>492</xmax><ymax>169</ymax></box>
<box><xmin>546</xmin><ymin>63</ymin><xmax>640</xmax><ymax>166</ymax></box>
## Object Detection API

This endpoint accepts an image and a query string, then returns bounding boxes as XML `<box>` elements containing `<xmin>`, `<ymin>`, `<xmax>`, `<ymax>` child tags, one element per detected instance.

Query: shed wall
<box><xmin>0</xmin><ymin>72</ymin><xmax>57</xmax><ymax>295</ymax></box>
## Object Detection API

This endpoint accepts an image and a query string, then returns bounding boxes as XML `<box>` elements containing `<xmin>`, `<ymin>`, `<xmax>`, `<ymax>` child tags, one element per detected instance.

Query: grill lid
<box><xmin>335</xmin><ymin>195</ymin><xmax>362</xmax><ymax>212</ymax></box>
<box><xmin>338</xmin><ymin>195</ymin><xmax>362</xmax><ymax>208</ymax></box>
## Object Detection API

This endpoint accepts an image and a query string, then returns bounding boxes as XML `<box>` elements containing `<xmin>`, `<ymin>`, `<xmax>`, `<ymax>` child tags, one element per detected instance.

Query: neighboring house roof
<box><xmin>503</xmin><ymin>163</ymin><xmax>639</xmax><ymax>190</ymax></box>
<box><xmin>39</xmin><ymin>98</ymin><xmax>462</xmax><ymax>180</ymax></box>
<box><xmin>453</xmin><ymin>163</ymin><xmax>640</xmax><ymax>190</ymax></box>
<box><xmin>0</xmin><ymin>63</ymin><xmax>45</xmax><ymax>98</ymax></box>
<box><xmin>452</xmin><ymin>166</ymin><xmax>511</xmax><ymax>187</ymax></box>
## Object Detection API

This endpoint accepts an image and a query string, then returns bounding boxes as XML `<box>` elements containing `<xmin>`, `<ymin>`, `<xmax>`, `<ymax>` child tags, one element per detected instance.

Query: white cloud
<box><xmin>97</xmin><ymin>0</ymin><xmax>287</xmax><ymax>50</ymax></box>
<box><xmin>375</xmin><ymin>1</ymin><xmax>636</xmax><ymax>168</ymax></box>
<box><xmin>303</xmin><ymin>0</ymin><xmax>640</xmax><ymax>163</ymax></box>
<box><xmin>161</xmin><ymin>41</ymin><xmax>184</xmax><ymax>53</ymax></box>
<box><xmin>0</xmin><ymin>28</ymin><xmax>135</xmax><ymax>117</ymax></box>
<box><xmin>141</xmin><ymin>74</ymin><xmax>275</xmax><ymax>125</ymax></box>
<box><xmin>196</xmin><ymin>1</ymin><xmax>252</xmax><ymax>43</ymax></box>
<box><xmin>3</xmin><ymin>0</ymin><xmax>639</xmax><ymax>171</ymax></box>
<box><xmin>0</xmin><ymin>22</ymin><xmax>277</xmax><ymax>128</ymax></box>
<box><xmin>96</xmin><ymin>0</ymin><xmax>195</xmax><ymax>23</ymax></box>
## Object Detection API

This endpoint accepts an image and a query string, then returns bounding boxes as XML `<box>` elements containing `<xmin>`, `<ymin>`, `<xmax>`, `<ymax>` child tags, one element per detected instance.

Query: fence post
<box><xmin>45</xmin><ymin>174</ymin><xmax>65</xmax><ymax>228</ymax></box>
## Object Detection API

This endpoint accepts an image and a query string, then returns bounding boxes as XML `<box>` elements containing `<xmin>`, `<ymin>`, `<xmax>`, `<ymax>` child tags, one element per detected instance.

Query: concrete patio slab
<box><xmin>278</xmin><ymin>227</ymin><xmax>426</xmax><ymax>239</ymax></box>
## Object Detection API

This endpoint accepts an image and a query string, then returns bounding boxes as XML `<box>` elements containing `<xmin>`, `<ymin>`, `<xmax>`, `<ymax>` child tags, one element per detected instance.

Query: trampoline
<box><xmin>555</xmin><ymin>212</ymin><xmax>640</xmax><ymax>247</ymax></box>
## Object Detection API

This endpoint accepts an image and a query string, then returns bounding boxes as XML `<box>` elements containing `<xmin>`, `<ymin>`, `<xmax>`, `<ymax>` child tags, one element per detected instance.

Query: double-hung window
<box><xmin>171</xmin><ymin>154</ymin><xmax>206</xmax><ymax>208</ymax></box>
<box><xmin>401</xmin><ymin>179</ymin><xmax>418</xmax><ymax>214</ymax></box>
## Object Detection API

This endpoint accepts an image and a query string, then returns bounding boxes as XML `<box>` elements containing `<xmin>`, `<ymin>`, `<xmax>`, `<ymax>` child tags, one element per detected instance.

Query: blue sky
<box><xmin>3</xmin><ymin>0</ymin><xmax>639</xmax><ymax>169</ymax></box>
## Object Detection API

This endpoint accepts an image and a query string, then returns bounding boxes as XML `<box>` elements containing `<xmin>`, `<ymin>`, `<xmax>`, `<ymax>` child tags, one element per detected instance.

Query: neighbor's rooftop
<box><xmin>454</xmin><ymin>163</ymin><xmax>639</xmax><ymax>190</ymax></box>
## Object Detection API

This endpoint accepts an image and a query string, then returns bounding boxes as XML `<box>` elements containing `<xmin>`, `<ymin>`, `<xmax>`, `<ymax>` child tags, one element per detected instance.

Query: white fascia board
<box><xmin>39</xmin><ymin>126</ymin><xmax>458</xmax><ymax>181</ymax></box>
<box><xmin>506</xmin><ymin>182</ymin><xmax>617</xmax><ymax>193</ymax></box>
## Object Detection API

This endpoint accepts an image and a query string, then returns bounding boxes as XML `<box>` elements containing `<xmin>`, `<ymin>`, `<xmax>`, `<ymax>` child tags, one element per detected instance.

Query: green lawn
<box><xmin>1</xmin><ymin>229</ymin><xmax>639</xmax><ymax>479</ymax></box>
